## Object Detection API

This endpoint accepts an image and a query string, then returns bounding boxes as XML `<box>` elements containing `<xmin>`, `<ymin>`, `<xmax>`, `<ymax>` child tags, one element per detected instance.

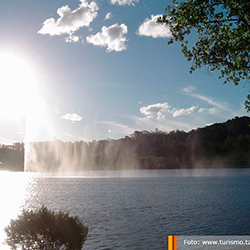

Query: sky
<box><xmin>0</xmin><ymin>0</ymin><xmax>249</xmax><ymax>145</ymax></box>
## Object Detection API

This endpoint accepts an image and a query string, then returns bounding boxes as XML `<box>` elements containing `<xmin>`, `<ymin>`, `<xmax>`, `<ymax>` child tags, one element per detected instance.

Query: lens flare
<box><xmin>0</xmin><ymin>51</ymin><xmax>52</xmax><ymax>171</ymax></box>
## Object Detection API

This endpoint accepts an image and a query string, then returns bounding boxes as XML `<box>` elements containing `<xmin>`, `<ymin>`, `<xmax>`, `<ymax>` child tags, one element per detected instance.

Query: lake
<box><xmin>0</xmin><ymin>169</ymin><xmax>250</xmax><ymax>249</ymax></box>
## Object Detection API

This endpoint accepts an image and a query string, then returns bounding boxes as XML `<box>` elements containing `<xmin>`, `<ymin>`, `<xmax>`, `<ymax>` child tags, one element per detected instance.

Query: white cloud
<box><xmin>86</xmin><ymin>23</ymin><xmax>128</xmax><ymax>52</ymax></box>
<box><xmin>192</xmin><ymin>94</ymin><xmax>227</xmax><ymax>110</ymax></box>
<box><xmin>60</xmin><ymin>113</ymin><xmax>82</xmax><ymax>122</ymax></box>
<box><xmin>186</xmin><ymin>92</ymin><xmax>231</xmax><ymax>113</ymax></box>
<box><xmin>140</xmin><ymin>102</ymin><xmax>170</xmax><ymax>115</ymax></box>
<box><xmin>157</xmin><ymin>112</ymin><xmax>166</xmax><ymax>121</ymax></box>
<box><xmin>65</xmin><ymin>34</ymin><xmax>80</xmax><ymax>43</ymax></box>
<box><xmin>137</xmin><ymin>15</ymin><xmax>172</xmax><ymax>38</ymax></box>
<box><xmin>140</xmin><ymin>102</ymin><xmax>171</xmax><ymax>120</ymax></box>
<box><xmin>105</xmin><ymin>12</ymin><xmax>112</xmax><ymax>20</ymax></box>
<box><xmin>139</xmin><ymin>115</ymin><xmax>154</xmax><ymax>121</ymax></box>
<box><xmin>38</xmin><ymin>0</ymin><xmax>98</xmax><ymax>36</ymax></box>
<box><xmin>140</xmin><ymin>102</ymin><xmax>197</xmax><ymax>120</ymax></box>
<box><xmin>173</xmin><ymin>106</ymin><xmax>196</xmax><ymax>117</ymax></box>
<box><xmin>110</xmin><ymin>0</ymin><xmax>139</xmax><ymax>6</ymax></box>
<box><xmin>180</xmin><ymin>86</ymin><xmax>235</xmax><ymax>115</ymax></box>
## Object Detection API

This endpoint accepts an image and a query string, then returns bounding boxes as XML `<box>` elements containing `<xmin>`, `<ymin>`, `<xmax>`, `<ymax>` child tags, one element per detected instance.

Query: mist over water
<box><xmin>24</xmin><ymin>116</ymin><xmax>250</xmax><ymax>173</ymax></box>
<box><xmin>25</xmin><ymin>139</ymin><xmax>140</xmax><ymax>173</ymax></box>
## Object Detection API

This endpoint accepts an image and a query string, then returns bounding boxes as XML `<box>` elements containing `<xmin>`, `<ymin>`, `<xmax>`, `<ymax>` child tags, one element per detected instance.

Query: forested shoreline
<box><xmin>0</xmin><ymin>143</ymin><xmax>24</xmax><ymax>171</ymax></box>
<box><xmin>1</xmin><ymin>116</ymin><xmax>250</xmax><ymax>172</ymax></box>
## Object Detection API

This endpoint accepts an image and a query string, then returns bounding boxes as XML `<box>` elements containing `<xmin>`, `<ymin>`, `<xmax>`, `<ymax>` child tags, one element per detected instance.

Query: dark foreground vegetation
<box><xmin>5</xmin><ymin>206</ymin><xmax>88</xmax><ymax>250</ymax></box>
<box><xmin>1</xmin><ymin>116</ymin><xmax>250</xmax><ymax>171</ymax></box>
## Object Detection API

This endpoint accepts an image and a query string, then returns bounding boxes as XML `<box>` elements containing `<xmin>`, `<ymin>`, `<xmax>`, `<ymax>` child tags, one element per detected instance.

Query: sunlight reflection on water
<box><xmin>0</xmin><ymin>171</ymin><xmax>37</xmax><ymax>249</ymax></box>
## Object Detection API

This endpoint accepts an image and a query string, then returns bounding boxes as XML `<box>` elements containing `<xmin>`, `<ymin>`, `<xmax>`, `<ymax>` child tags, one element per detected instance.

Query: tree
<box><xmin>245</xmin><ymin>93</ymin><xmax>250</xmax><ymax>112</ymax></box>
<box><xmin>158</xmin><ymin>0</ymin><xmax>250</xmax><ymax>110</ymax></box>
<box><xmin>4</xmin><ymin>206</ymin><xmax>88</xmax><ymax>250</ymax></box>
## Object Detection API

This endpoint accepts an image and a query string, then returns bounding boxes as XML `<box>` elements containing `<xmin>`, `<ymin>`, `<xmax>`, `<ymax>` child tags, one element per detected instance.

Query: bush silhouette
<box><xmin>4</xmin><ymin>205</ymin><xmax>88</xmax><ymax>250</ymax></box>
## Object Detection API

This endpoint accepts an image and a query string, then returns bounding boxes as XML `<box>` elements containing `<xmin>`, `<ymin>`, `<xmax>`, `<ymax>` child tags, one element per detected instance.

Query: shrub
<box><xmin>4</xmin><ymin>205</ymin><xmax>88</xmax><ymax>250</ymax></box>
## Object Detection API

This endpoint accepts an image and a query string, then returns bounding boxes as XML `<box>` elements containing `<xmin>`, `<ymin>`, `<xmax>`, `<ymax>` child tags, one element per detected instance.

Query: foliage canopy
<box><xmin>158</xmin><ymin>0</ymin><xmax>250</xmax><ymax>109</ymax></box>
<box><xmin>4</xmin><ymin>206</ymin><xmax>88</xmax><ymax>250</ymax></box>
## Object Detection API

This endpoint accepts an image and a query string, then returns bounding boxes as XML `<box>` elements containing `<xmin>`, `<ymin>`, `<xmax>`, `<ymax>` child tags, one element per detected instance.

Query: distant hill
<box><xmin>2</xmin><ymin>116</ymin><xmax>250</xmax><ymax>172</ymax></box>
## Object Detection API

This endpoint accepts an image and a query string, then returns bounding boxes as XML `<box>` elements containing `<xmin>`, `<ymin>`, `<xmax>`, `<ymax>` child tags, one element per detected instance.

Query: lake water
<box><xmin>0</xmin><ymin>169</ymin><xmax>250</xmax><ymax>249</ymax></box>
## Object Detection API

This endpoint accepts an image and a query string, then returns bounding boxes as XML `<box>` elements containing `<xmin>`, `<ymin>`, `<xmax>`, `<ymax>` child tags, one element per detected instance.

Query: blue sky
<box><xmin>0</xmin><ymin>0</ymin><xmax>248</xmax><ymax>144</ymax></box>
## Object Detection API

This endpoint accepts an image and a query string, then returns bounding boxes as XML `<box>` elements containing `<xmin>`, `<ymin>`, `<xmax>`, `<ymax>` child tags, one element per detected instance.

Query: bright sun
<box><xmin>0</xmin><ymin>51</ymin><xmax>50</xmax><ymax>144</ymax></box>
<box><xmin>0</xmin><ymin>51</ymin><xmax>37</xmax><ymax>118</ymax></box>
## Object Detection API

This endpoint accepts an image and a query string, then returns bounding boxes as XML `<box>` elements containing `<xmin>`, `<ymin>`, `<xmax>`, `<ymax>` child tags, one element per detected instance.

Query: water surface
<box><xmin>0</xmin><ymin>169</ymin><xmax>250</xmax><ymax>249</ymax></box>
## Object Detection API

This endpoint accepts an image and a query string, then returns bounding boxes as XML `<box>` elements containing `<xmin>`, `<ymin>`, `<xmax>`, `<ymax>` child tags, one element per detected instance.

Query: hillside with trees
<box><xmin>1</xmin><ymin>116</ymin><xmax>250</xmax><ymax>172</ymax></box>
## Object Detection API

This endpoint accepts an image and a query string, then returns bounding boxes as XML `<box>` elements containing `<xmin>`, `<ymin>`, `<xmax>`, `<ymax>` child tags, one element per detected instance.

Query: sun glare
<box><xmin>0</xmin><ymin>51</ymin><xmax>37</xmax><ymax>118</ymax></box>
<box><xmin>0</xmin><ymin>51</ymin><xmax>52</xmax><ymax>143</ymax></box>
<box><xmin>0</xmin><ymin>172</ymin><xmax>32</xmax><ymax>249</ymax></box>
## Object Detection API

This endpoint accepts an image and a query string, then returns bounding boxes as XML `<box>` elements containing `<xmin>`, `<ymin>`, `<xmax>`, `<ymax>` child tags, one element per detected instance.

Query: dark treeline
<box><xmin>1</xmin><ymin>116</ymin><xmax>250</xmax><ymax>172</ymax></box>
<box><xmin>0</xmin><ymin>142</ymin><xmax>24</xmax><ymax>171</ymax></box>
